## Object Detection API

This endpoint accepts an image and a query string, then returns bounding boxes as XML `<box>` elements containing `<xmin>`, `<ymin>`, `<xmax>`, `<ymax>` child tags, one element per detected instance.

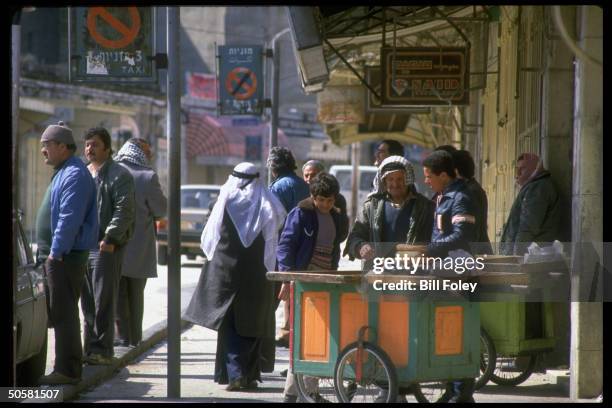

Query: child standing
<box><xmin>276</xmin><ymin>172</ymin><xmax>348</xmax><ymax>402</ymax></box>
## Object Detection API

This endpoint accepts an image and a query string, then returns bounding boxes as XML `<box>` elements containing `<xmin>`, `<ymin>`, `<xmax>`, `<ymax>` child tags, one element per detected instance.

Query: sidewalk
<box><xmin>39</xmin><ymin>255</ymin><xmax>598</xmax><ymax>403</ymax></box>
<box><xmin>39</xmin><ymin>256</ymin><xmax>203</xmax><ymax>402</ymax></box>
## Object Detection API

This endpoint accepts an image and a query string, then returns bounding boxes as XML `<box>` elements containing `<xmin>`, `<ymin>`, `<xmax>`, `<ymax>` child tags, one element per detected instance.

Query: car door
<box><xmin>14</xmin><ymin>219</ymin><xmax>48</xmax><ymax>362</ymax></box>
<box><xmin>14</xmin><ymin>220</ymin><xmax>35</xmax><ymax>362</ymax></box>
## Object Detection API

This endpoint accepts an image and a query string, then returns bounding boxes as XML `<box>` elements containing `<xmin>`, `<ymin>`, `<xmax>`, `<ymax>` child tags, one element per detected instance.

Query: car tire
<box><xmin>157</xmin><ymin>244</ymin><xmax>168</xmax><ymax>266</ymax></box>
<box><xmin>17</xmin><ymin>331</ymin><xmax>48</xmax><ymax>386</ymax></box>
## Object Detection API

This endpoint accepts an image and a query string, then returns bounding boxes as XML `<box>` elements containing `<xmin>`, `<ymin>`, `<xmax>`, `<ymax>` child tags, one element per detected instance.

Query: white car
<box><xmin>329</xmin><ymin>165</ymin><xmax>378</xmax><ymax>218</ymax></box>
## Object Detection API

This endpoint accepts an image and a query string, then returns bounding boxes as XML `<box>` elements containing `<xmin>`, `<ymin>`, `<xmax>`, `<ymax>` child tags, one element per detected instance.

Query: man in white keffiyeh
<box><xmin>201</xmin><ymin>162</ymin><xmax>287</xmax><ymax>271</ymax></box>
<box><xmin>185</xmin><ymin>162</ymin><xmax>286</xmax><ymax>391</ymax></box>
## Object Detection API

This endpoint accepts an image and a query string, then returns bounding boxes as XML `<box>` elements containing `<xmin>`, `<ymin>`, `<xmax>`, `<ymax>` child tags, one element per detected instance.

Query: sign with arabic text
<box><xmin>218</xmin><ymin>45</ymin><xmax>264</xmax><ymax>116</ymax></box>
<box><xmin>69</xmin><ymin>7</ymin><xmax>156</xmax><ymax>82</ymax></box>
<box><xmin>380</xmin><ymin>47</ymin><xmax>469</xmax><ymax>105</ymax></box>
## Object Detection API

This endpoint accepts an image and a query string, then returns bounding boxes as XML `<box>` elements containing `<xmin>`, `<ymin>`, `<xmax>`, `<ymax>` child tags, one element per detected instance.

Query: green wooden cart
<box><xmin>475</xmin><ymin>256</ymin><xmax>568</xmax><ymax>387</ymax></box>
<box><xmin>266</xmin><ymin>270</ymin><xmax>481</xmax><ymax>403</ymax></box>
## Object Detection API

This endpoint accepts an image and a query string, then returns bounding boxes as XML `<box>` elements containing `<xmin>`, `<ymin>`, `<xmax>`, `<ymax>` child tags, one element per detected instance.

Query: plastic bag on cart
<box><xmin>523</xmin><ymin>240</ymin><xmax>565</xmax><ymax>263</ymax></box>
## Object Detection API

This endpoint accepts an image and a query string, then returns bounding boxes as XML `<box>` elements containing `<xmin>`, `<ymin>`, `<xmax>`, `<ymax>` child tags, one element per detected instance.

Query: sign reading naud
<box><xmin>380</xmin><ymin>47</ymin><xmax>470</xmax><ymax>106</ymax></box>
<box><xmin>69</xmin><ymin>7</ymin><xmax>156</xmax><ymax>82</ymax></box>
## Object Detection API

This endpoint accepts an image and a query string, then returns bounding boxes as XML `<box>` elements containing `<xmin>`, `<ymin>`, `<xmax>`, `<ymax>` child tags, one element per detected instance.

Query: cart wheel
<box><xmin>490</xmin><ymin>354</ymin><xmax>537</xmax><ymax>386</ymax></box>
<box><xmin>413</xmin><ymin>381</ymin><xmax>448</xmax><ymax>403</ymax></box>
<box><xmin>334</xmin><ymin>341</ymin><xmax>397</xmax><ymax>403</ymax></box>
<box><xmin>295</xmin><ymin>374</ymin><xmax>342</xmax><ymax>403</ymax></box>
<box><xmin>475</xmin><ymin>328</ymin><xmax>496</xmax><ymax>390</ymax></box>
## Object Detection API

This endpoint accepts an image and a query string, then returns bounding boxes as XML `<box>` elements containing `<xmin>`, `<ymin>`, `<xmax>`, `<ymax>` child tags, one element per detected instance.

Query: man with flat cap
<box><xmin>36</xmin><ymin>121</ymin><xmax>99</xmax><ymax>385</ymax></box>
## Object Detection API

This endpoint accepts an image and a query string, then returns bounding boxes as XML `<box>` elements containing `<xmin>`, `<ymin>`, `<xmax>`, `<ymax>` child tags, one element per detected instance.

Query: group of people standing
<box><xmin>186</xmin><ymin>139</ymin><xmax>562</xmax><ymax>403</ymax></box>
<box><xmin>36</xmin><ymin>122</ymin><xmax>167</xmax><ymax>385</ymax></box>
<box><xmin>35</xmin><ymin>119</ymin><xmax>561</xmax><ymax>402</ymax></box>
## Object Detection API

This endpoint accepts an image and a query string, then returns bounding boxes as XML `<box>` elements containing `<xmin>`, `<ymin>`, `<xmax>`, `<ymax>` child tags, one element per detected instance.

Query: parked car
<box><xmin>156</xmin><ymin>184</ymin><xmax>221</xmax><ymax>265</ymax></box>
<box><xmin>329</xmin><ymin>165</ymin><xmax>378</xmax><ymax>218</ymax></box>
<box><xmin>13</xmin><ymin>210</ymin><xmax>48</xmax><ymax>386</ymax></box>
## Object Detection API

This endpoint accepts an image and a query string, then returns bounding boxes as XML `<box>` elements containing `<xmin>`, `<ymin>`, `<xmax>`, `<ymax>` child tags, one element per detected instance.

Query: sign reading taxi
<box><xmin>380</xmin><ymin>47</ymin><xmax>470</xmax><ymax>106</ymax></box>
<box><xmin>218</xmin><ymin>45</ymin><xmax>264</xmax><ymax>116</ymax></box>
<box><xmin>69</xmin><ymin>7</ymin><xmax>156</xmax><ymax>82</ymax></box>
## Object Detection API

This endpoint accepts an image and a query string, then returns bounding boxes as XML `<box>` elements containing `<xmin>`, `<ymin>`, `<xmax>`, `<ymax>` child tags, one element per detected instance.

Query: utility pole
<box><xmin>11</xmin><ymin>7</ymin><xmax>22</xmax><ymax>388</ymax></box>
<box><xmin>166</xmin><ymin>6</ymin><xmax>181</xmax><ymax>399</ymax></box>
<box><xmin>268</xmin><ymin>27</ymin><xmax>290</xmax><ymax>185</ymax></box>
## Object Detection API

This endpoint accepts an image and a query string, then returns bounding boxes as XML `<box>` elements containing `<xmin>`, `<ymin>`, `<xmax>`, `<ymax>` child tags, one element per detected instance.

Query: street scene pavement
<box><xmin>37</xmin><ymin>254</ymin><xmax>595</xmax><ymax>403</ymax></box>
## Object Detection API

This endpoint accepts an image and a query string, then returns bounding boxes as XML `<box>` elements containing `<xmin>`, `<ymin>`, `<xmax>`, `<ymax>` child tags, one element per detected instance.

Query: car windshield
<box><xmin>181</xmin><ymin>188</ymin><xmax>220</xmax><ymax>209</ymax></box>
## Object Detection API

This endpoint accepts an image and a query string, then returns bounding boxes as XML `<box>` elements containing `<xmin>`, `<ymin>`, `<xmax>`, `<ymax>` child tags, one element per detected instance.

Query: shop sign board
<box><xmin>317</xmin><ymin>86</ymin><xmax>365</xmax><ymax>124</ymax></box>
<box><xmin>380</xmin><ymin>47</ymin><xmax>469</xmax><ymax>105</ymax></box>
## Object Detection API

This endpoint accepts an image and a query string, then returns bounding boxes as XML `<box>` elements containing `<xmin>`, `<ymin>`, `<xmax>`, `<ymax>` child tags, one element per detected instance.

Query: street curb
<box><xmin>39</xmin><ymin>316</ymin><xmax>193</xmax><ymax>402</ymax></box>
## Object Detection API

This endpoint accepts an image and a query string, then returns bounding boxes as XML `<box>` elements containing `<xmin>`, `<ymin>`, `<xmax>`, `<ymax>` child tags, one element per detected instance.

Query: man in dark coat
<box><xmin>453</xmin><ymin>150</ymin><xmax>493</xmax><ymax>255</ymax></box>
<box><xmin>184</xmin><ymin>162</ymin><xmax>286</xmax><ymax>391</ymax></box>
<box><xmin>346</xmin><ymin>155</ymin><xmax>434</xmax><ymax>266</ymax></box>
<box><xmin>423</xmin><ymin>150</ymin><xmax>477</xmax><ymax>403</ymax></box>
<box><xmin>500</xmin><ymin>153</ymin><xmax>562</xmax><ymax>255</ymax></box>
<box><xmin>114</xmin><ymin>138</ymin><xmax>167</xmax><ymax>347</ymax></box>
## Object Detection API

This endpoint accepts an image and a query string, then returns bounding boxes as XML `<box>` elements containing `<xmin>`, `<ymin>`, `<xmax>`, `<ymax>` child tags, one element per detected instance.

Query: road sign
<box><xmin>69</xmin><ymin>7</ymin><xmax>157</xmax><ymax>82</ymax></box>
<box><xmin>218</xmin><ymin>45</ymin><xmax>263</xmax><ymax>116</ymax></box>
<box><xmin>380</xmin><ymin>47</ymin><xmax>470</xmax><ymax>105</ymax></box>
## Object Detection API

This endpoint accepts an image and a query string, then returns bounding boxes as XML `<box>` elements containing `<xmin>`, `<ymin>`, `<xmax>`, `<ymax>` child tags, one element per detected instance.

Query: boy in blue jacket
<box><xmin>277</xmin><ymin>172</ymin><xmax>348</xmax><ymax>402</ymax></box>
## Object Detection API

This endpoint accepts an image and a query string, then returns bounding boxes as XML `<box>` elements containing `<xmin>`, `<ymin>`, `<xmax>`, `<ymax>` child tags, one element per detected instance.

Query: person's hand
<box><xmin>359</xmin><ymin>243</ymin><xmax>375</xmax><ymax>260</ymax></box>
<box><xmin>278</xmin><ymin>282</ymin><xmax>290</xmax><ymax>301</ymax></box>
<box><xmin>100</xmin><ymin>241</ymin><xmax>115</xmax><ymax>253</ymax></box>
<box><xmin>48</xmin><ymin>254</ymin><xmax>63</xmax><ymax>262</ymax></box>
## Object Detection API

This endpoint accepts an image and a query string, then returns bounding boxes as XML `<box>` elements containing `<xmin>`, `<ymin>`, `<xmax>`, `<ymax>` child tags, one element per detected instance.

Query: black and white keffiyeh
<box><xmin>370</xmin><ymin>155</ymin><xmax>416</xmax><ymax>197</ymax></box>
<box><xmin>115</xmin><ymin>141</ymin><xmax>150</xmax><ymax>168</ymax></box>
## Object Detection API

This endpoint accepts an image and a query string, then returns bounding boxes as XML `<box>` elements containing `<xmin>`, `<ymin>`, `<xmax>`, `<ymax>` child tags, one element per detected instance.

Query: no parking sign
<box><xmin>218</xmin><ymin>45</ymin><xmax>264</xmax><ymax>116</ymax></box>
<box><xmin>69</xmin><ymin>6</ymin><xmax>157</xmax><ymax>82</ymax></box>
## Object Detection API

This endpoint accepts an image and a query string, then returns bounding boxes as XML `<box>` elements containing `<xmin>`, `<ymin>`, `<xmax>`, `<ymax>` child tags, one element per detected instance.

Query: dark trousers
<box><xmin>115</xmin><ymin>276</ymin><xmax>147</xmax><ymax>345</ymax></box>
<box><xmin>45</xmin><ymin>256</ymin><xmax>87</xmax><ymax>379</ymax></box>
<box><xmin>81</xmin><ymin>247</ymin><xmax>124</xmax><ymax>357</ymax></box>
<box><xmin>259</xmin><ymin>280</ymin><xmax>283</xmax><ymax>373</ymax></box>
<box><xmin>215</xmin><ymin>308</ymin><xmax>261</xmax><ymax>384</ymax></box>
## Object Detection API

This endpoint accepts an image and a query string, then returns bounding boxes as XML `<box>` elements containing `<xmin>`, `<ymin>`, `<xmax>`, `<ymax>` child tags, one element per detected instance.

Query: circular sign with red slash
<box><xmin>87</xmin><ymin>7</ymin><xmax>141</xmax><ymax>49</ymax></box>
<box><xmin>225</xmin><ymin>67</ymin><xmax>258</xmax><ymax>100</ymax></box>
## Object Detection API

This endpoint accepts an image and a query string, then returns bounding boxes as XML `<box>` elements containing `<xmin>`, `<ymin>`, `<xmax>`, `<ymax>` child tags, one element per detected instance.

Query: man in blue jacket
<box><xmin>267</xmin><ymin>146</ymin><xmax>310</xmax><ymax>213</ymax></box>
<box><xmin>423</xmin><ymin>150</ymin><xmax>477</xmax><ymax>403</ymax></box>
<box><xmin>37</xmin><ymin>121</ymin><xmax>99</xmax><ymax>385</ymax></box>
<box><xmin>266</xmin><ymin>147</ymin><xmax>310</xmax><ymax>351</ymax></box>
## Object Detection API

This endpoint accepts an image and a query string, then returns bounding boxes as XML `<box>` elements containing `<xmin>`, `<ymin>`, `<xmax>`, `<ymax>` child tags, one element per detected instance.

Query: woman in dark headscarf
<box><xmin>184</xmin><ymin>162</ymin><xmax>286</xmax><ymax>391</ymax></box>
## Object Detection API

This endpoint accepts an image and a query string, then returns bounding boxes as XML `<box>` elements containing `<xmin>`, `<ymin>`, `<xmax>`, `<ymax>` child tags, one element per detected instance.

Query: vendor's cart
<box><xmin>266</xmin><ymin>269</ymin><xmax>481</xmax><ymax>403</ymax></box>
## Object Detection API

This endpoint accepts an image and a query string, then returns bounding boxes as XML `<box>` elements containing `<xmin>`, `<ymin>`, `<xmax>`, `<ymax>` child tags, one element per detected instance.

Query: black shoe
<box><xmin>276</xmin><ymin>337</ymin><xmax>289</xmax><ymax>348</ymax></box>
<box><xmin>241</xmin><ymin>378</ymin><xmax>258</xmax><ymax>389</ymax></box>
<box><xmin>310</xmin><ymin>393</ymin><xmax>331</xmax><ymax>403</ymax></box>
<box><xmin>38</xmin><ymin>371</ymin><xmax>80</xmax><ymax>385</ymax></box>
<box><xmin>280</xmin><ymin>368</ymin><xmax>288</xmax><ymax>377</ymax></box>
<box><xmin>448</xmin><ymin>395</ymin><xmax>475</xmax><ymax>403</ymax></box>
<box><xmin>283</xmin><ymin>394</ymin><xmax>297</xmax><ymax>403</ymax></box>
<box><xmin>225</xmin><ymin>377</ymin><xmax>243</xmax><ymax>391</ymax></box>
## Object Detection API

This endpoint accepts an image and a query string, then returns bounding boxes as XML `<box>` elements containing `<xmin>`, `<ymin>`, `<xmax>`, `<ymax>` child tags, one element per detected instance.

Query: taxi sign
<box><xmin>69</xmin><ymin>6</ymin><xmax>157</xmax><ymax>82</ymax></box>
<box><xmin>218</xmin><ymin>45</ymin><xmax>264</xmax><ymax>116</ymax></box>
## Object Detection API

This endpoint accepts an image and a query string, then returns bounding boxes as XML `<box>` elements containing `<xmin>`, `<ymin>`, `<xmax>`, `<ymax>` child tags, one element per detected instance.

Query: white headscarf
<box><xmin>370</xmin><ymin>155</ymin><xmax>416</xmax><ymax>197</ymax></box>
<box><xmin>201</xmin><ymin>162</ymin><xmax>287</xmax><ymax>271</ymax></box>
